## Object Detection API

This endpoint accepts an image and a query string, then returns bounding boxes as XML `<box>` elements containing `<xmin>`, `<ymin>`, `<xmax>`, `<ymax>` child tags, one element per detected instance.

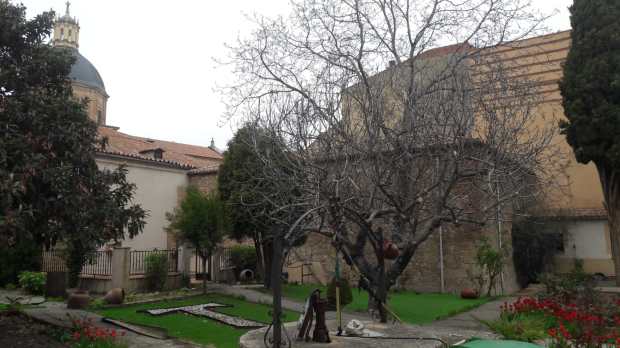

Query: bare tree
<box><xmin>220</xmin><ymin>0</ymin><xmax>566</xmax><ymax>324</ymax></box>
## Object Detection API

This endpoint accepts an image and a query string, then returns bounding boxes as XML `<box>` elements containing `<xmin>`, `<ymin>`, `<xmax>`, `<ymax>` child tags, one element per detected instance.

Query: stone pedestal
<box><xmin>111</xmin><ymin>247</ymin><xmax>130</xmax><ymax>290</ymax></box>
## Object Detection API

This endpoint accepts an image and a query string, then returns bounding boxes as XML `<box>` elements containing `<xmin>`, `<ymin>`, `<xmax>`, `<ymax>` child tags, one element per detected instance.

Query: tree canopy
<box><xmin>559</xmin><ymin>0</ymin><xmax>620</xmax><ymax>284</ymax></box>
<box><xmin>0</xmin><ymin>1</ymin><xmax>146</xmax><ymax>286</ymax></box>
<box><xmin>218</xmin><ymin>124</ymin><xmax>307</xmax><ymax>287</ymax></box>
<box><xmin>221</xmin><ymin>0</ymin><xmax>561</xmax><ymax>326</ymax></box>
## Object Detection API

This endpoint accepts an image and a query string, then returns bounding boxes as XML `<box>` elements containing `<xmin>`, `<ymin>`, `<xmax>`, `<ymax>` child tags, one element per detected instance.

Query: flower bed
<box><xmin>493</xmin><ymin>296</ymin><xmax>620</xmax><ymax>347</ymax></box>
<box><xmin>69</xmin><ymin>317</ymin><xmax>127</xmax><ymax>348</ymax></box>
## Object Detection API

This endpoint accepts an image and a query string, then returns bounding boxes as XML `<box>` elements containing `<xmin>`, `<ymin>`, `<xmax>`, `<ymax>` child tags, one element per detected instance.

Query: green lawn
<box><xmin>96</xmin><ymin>294</ymin><xmax>298</xmax><ymax>348</ymax></box>
<box><xmin>277</xmin><ymin>283</ymin><xmax>491</xmax><ymax>324</ymax></box>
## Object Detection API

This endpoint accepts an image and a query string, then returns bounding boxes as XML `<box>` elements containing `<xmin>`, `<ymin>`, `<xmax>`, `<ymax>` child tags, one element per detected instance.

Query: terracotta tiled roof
<box><xmin>187</xmin><ymin>165</ymin><xmax>220</xmax><ymax>175</ymax></box>
<box><xmin>533</xmin><ymin>208</ymin><xmax>607</xmax><ymax>221</ymax></box>
<box><xmin>97</xmin><ymin>150</ymin><xmax>195</xmax><ymax>170</ymax></box>
<box><xmin>417</xmin><ymin>42</ymin><xmax>474</xmax><ymax>59</ymax></box>
<box><xmin>97</xmin><ymin>126</ymin><xmax>223</xmax><ymax>169</ymax></box>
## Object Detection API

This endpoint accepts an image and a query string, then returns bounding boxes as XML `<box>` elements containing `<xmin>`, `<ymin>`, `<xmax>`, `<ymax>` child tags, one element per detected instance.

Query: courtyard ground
<box><xmin>96</xmin><ymin>293</ymin><xmax>298</xmax><ymax>348</ymax></box>
<box><xmin>257</xmin><ymin>282</ymin><xmax>492</xmax><ymax>324</ymax></box>
<box><xmin>0</xmin><ymin>284</ymin><xmax>521</xmax><ymax>347</ymax></box>
<box><xmin>0</xmin><ymin>311</ymin><xmax>66</xmax><ymax>348</ymax></box>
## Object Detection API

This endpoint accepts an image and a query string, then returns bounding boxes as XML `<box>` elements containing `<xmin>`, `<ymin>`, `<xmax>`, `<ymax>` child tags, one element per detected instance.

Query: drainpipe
<box><xmin>496</xmin><ymin>178</ymin><xmax>504</xmax><ymax>294</ymax></box>
<box><xmin>436</xmin><ymin>157</ymin><xmax>445</xmax><ymax>293</ymax></box>
<box><xmin>439</xmin><ymin>225</ymin><xmax>445</xmax><ymax>293</ymax></box>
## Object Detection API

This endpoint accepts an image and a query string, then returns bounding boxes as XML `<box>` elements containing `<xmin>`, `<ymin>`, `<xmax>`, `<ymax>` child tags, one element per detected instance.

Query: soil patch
<box><xmin>0</xmin><ymin>312</ymin><xmax>65</xmax><ymax>348</ymax></box>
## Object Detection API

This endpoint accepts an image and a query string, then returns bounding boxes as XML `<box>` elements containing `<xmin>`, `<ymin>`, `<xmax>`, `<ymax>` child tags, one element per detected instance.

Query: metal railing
<box><xmin>42</xmin><ymin>249</ymin><xmax>112</xmax><ymax>276</ymax></box>
<box><xmin>129</xmin><ymin>249</ymin><xmax>178</xmax><ymax>275</ymax></box>
<box><xmin>42</xmin><ymin>249</ymin><xmax>67</xmax><ymax>272</ymax></box>
<box><xmin>81</xmin><ymin>250</ymin><xmax>112</xmax><ymax>276</ymax></box>
<box><xmin>219</xmin><ymin>248</ymin><xmax>233</xmax><ymax>270</ymax></box>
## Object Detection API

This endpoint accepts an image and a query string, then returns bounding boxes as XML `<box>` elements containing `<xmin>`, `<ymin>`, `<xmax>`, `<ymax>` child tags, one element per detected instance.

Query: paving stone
<box><xmin>146</xmin><ymin>303</ymin><xmax>266</xmax><ymax>328</ymax></box>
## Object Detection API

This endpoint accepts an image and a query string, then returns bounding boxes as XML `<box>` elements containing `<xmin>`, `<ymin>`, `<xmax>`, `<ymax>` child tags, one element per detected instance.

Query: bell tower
<box><xmin>52</xmin><ymin>2</ymin><xmax>80</xmax><ymax>49</ymax></box>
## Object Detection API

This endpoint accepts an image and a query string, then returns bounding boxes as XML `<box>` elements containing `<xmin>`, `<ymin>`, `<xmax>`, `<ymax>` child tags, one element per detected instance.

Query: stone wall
<box><xmin>286</xmin><ymin>221</ymin><xmax>520</xmax><ymax>295</ymax></box>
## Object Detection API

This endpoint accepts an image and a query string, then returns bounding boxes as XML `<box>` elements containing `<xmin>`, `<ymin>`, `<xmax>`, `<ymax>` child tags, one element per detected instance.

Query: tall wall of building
<box><xmin>97</xmin><ymin>157</ymin><xmax>188</xmax><ymax>250</ymax></box>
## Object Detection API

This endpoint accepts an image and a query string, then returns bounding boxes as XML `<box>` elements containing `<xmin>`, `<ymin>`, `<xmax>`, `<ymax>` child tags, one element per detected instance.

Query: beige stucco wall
<box><xmin>96</xmin><ymin>157</ymin><xmax>188</xmax><ymax>251</ymax></box>
<box><xmin>553</xmin><ymin>220</ymin><xmax>615</xmax><ymax>276</ymax></box>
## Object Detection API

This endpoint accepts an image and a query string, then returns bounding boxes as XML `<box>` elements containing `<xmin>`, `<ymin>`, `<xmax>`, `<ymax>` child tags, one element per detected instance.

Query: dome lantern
<box><xmin>52</xmin><ymin>3</ymin><xmax>108</xmax><ymax>126</ymax></box>
<box><xmin>52</xmin><ymin>2</ymin><xmax>80</xmax><ymax>49</ymax></box>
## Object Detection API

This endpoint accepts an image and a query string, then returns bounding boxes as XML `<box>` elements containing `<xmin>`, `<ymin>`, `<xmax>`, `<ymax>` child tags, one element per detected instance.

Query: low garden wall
<box><xmin>43</xmin><ymin>246</ymin><xmax>237</xmax><ymax>295</ymax></box>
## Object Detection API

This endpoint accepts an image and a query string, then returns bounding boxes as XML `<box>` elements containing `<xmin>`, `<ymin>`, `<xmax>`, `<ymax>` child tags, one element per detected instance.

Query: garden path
<box><xmin>209</xmin><ymin>283</ymin><xmax>372</xmax><ymax>323</ymax></box>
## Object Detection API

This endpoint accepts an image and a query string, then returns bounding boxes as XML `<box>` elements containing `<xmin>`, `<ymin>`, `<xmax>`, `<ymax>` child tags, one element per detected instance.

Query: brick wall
<box><xmin>188</xmin><ymin>172</ymin><xmax>218</xmax><ymax>194</ymax></box>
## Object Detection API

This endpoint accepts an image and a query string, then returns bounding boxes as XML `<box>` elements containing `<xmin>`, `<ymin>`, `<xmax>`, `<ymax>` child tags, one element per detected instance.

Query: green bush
<box><xmin>0</xmin><ymin>237</ymin><xmax>42</xmax><ymax>286</ymax></box>
<box><xmin>539</xmin><ymin>259</ymin><xmax>596</xmax><ymax>305</ymax></box>
<box><xmin>230</xmin><ymin>245</ymin><xmax>257</xmax><ymax>278</ymax></box>
<box><xmin>144</xmin><ymin>253</ymin><xmax>168</xmax><ymax>292</ymax></box>
<box><xmin>18</xmin><ymin>271</ymin><xmax>46</xmax><ymax>295</ymax></box>
<box><xmin>483</xmin><ymin>312</ymin><xmax>550</xmax><ymax>342</ymax></box>
<box><xmin>327</xmin><ymin>277</ymin><xmax>353</xmax><ymax>309</ymax></box>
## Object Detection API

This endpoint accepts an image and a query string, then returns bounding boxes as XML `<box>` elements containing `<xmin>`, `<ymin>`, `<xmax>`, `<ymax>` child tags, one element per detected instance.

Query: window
<box><xmin>68</xmin><ymin>29</ymin><xmax>72</xmax><ymax>38</ymax></box>
<box><xmin>153</xmin><ymin>149</ymin><xmax>163</xmax><ymax>159</ymax></box>
<box><xmin>97</xmin><ymin>110</ymin><xmax>103</xmax><ymax>125</ymax></box>
<box><xmin>60</xmin><ymin>28</ymin><xmax>64</xmax><ymax>40</ymax></box>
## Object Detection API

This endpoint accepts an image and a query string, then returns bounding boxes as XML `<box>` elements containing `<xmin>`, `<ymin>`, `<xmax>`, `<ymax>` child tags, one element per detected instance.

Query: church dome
<box><xmin>69</xmin><ymin>49</ymin><xmax>107</xmax><ymax>95</ymax></box>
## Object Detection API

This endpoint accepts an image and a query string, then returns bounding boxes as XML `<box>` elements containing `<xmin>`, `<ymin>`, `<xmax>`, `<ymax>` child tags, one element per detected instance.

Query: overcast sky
<box><xmin>20</xmin><ymin>0</ymin><xmax>574</xmax><ymax>149</ymax></box>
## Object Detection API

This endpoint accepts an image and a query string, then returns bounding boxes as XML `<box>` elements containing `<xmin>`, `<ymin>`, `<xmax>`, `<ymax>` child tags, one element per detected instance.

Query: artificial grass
<box><xmin>276</xmin><ymin>283</ymin><xmax>491</xmax><ymax>324</ymax></box>
<box><xmin>96</xmin><ymin>293</ymin><xmax>298</xmax><ymax>348</ymax></box>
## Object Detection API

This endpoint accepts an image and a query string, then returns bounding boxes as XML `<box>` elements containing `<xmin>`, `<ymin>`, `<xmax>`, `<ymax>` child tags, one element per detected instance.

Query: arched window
<box><xmin>97</xmin><ymin>110</ymin><xmax>103</xmax><ymax>125</ymax></box>
<box><xmin>68</xmin><ymin>29</ymin><xmax>72</xmax><ymax>38</ymax></box>
<box><xmin>60</xmin><ymin>28</ymin><xmax>65</xmax><ymax>40</ymax></box>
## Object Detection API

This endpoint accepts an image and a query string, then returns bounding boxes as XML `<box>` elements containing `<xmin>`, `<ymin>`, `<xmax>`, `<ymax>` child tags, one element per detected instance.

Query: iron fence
<box><xmin>129</xmin><ymin>249</ymin><xmax>178</xmax><ymax>275</ymax></box>
<box><xmin>81</xmin><ymin>250</ymin><xmax>112</xmax><ymax>276</ymax></box>
<box><xmin>42</xmin><ymin>249</ymin><xmax>67</xmax><ymax>272</ymax></box>
<box><xmin>219</xmin><ymin>248</ymin><xmax>233</xmax><ymax>270</ymax></box>
<box><xmin>42</xmin><ymin>249</ymin><xmax>112</xmax><ymax>276</ymax></box>
<box><xmin>191</xmin><ymin>249</ymin><xmax>210</xmax><ymax>280</ymax></box>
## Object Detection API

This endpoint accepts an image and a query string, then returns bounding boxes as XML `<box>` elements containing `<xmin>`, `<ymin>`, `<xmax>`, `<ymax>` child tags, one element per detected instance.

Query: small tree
<box><xmin>559</xmin><ymin>0</ymin><xmax>620</xmax><ymax>286</ymax></box>
<box><xmin>218</xmin><ymin>124</ymin><xmax>306</xmax><ymax>288</ymax></box>
<box><xmin>221</xmin><ymin>0</ymin><xmax>560</xmax><ymax>327</ymax></box>
<box><xmin>167</xmin><ymin>186</ymin><xmax>228</xmax><ymax>293</ymax></box>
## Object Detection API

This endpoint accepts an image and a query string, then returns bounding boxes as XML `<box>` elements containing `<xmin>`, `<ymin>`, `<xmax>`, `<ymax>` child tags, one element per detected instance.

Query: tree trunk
<box><xmin>263</xmin><ymin>241</ymin><xmax>274</xmax><ymax>289</ymax></box>
<box><xmin>376</xmin><ymin>255</ymin><xmax>388</xmax><ymax>323</ymax></box>
<box><xmin>610</xmin><ymin>208</ymin><xmax>620</xmax><ymax>286</ymax></box>
<box><xmin>202</xmin><ymin>252</ymin><xmax>208</xmax><ymax>294</ymax></box>
<box><xmin>271</xmin><ymin>236</ymin><xmax>283</xmax><ymax>347</ymax></box>
<box><xmin>596</xmin><ymin>164</ymin><xmax>620</xmax><ymax>286</ymax></box>
<box><xmin>253</xmin><ymin>236</ymin><xmax>265</xmax><ymax>283</ymax></box>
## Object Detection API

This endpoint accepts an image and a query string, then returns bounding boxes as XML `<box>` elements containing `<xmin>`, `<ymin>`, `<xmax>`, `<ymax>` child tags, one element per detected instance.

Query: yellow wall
<box><xmin>72</xmin><ymin>82</ymin><xmax>108</xmax><ymax>125</ymax></box>
<box><xmin>480</xmin><ymin>31</ymin><xmax>604</xmax><ymax>213</ymax></box>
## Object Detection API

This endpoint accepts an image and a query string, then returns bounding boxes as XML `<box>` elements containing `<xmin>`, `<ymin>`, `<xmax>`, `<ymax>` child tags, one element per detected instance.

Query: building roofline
<box><xmin>96</xmin><ymin>150</ymin><xmax>195</xmax><ymax>170</ymax></box>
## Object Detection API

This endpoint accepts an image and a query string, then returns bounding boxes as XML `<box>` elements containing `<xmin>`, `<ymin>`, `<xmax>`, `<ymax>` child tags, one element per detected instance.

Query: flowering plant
<box><xmin>500</xmin><ymin>297</ymin><xmax>620</xmax><ymax>347</ymax></box>
<box><xmin>68</xmin><ymin>316</ymin><xmax>128</xmax><ymax>348</ymax></box>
